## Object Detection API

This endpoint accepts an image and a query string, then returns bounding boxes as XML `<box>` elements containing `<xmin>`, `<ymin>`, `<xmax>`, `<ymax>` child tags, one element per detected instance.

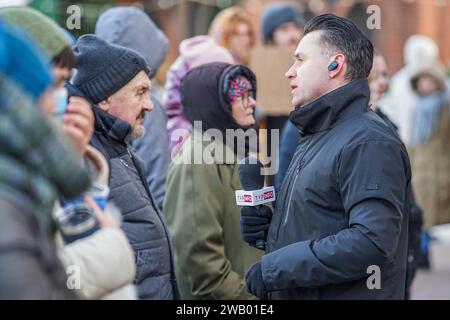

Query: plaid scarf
<box><xmin>0</xmin><ymin>75</ymin><xmax>91</xmax><ymax>234</ymax></box>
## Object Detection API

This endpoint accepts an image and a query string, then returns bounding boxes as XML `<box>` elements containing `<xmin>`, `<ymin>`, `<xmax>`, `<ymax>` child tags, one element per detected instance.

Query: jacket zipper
<box><xmin>282</xmin><ymin>138</ymin><xmax>312</xmax><ymax>226</ymax></box>
<box><xmin>283</xmin><ymin>164</ymin><xmax>302</xmax><ymax>225</ymax></box>
<box><xmin>127</xmin><ymin>146</ymin><xmax>179</xmax><ymax>297</ymax></box>
<box><xmin>126</xmin><ymin>146</ymin><xmax>133</xmax><ymax>158</ymax></box>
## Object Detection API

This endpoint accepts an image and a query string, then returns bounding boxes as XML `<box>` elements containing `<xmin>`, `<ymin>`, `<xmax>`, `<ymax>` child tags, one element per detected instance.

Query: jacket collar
<box><xmin>93</xmin><ymin>105</ymin><xmax>131</xmax><ymax>143</ymax></box>
<box><xmin>289</xmin><ymin>79</ymin><xmax>370</xmax><ymax>136</ymax></box>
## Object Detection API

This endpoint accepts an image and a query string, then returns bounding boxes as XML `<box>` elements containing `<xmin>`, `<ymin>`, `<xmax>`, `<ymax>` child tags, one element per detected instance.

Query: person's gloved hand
<box><xmin>245</xmin><ymin>261</ymin><xmax>268</xmax><ymax>300</ymax></box>
<box><xmin>240</xmin><ymin>205</ymin><xmax>272</xmax><ymax>246</ymax></box>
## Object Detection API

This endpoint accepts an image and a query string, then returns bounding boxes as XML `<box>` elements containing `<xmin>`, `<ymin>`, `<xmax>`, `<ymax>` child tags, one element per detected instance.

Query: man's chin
<box><xmin>292</xmin><ymin>98</ymin><xmax>304</xmax><ymax>109</ymax></box>
<box><xmin>125</xmin><ymin>125</ymin><xmax>146</xmax><ymax>142</ymax></box>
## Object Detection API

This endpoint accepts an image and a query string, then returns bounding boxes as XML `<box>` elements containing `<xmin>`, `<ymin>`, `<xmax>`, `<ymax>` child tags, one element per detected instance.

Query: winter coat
<box><xmin>164</xmin><ymin>131</ymin><xmax>262</xmax><ymax>299</ymax></box>
<box><xmin>263</xmin><ymin>79</ymin><xmax>411</xmax><ymax>300</ymax></box>
<box><xmin>0</xmin><ymin>199</ymin><xmax>74</xmax><ymax>299</ymax></box>
<box><xmin>0</xmin><ymin>76</ymin><xmax>90</xmax><ymax>299</ymax></box>
<box><xmin>407</xmin><ymin>63</ymin><xmax>450</xmax><ymax>227</ymax></box>
<box><xmin>380</xmin><ymin>35</ymin><xmax>440</xmax><ymax>145</ymax></box>
<box><xmin>56</xmin><ymin>145</ymin><xmax>137</xmax><ymax>300</ymax></box>
<box><xmin>89</xmin><ymin>106</ymin><xmax>179</xmax><ymax>300</ymax></box>
<box><xmin>58</xmin><ymin>227</ymin><xmax>136</xmax><ymax>300</ymax></box>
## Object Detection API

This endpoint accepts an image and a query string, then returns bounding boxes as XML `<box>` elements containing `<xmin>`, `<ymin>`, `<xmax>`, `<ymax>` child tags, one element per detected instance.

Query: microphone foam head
<box><xmin>238</xmin><ymin>156</ymin><xmax>264</xmax><ymax>191</ymax></box>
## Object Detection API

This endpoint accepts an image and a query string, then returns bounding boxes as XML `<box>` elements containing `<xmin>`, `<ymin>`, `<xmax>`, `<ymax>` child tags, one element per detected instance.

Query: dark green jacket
<box><xmin>164</xmin><ymin>130</ymin><xmax>262</xmax><ymax>299</ymax></box>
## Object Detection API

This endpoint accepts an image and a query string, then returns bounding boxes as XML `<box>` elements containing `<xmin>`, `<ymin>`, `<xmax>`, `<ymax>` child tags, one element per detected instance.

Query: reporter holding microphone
<box><xmin>164</xmin><ymin>63</ymin><xmax>262</xmax><ymax>299</ymax></box>
<box><xmin>241</xmin><ymin>14</ymin><xmax>411</xmax><ymax>300</ymax></box>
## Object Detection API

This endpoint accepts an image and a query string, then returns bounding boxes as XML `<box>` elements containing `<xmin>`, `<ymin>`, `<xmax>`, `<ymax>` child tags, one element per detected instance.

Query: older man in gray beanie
<box><xmin>95</xmin><ymin>6</ymin><xmax>170</xmax><ymax>211</ymax></box>
<box><xmin>72</xmin><ymin>34</ymin><xmax>180</xmax><ymax>300</ymax></box>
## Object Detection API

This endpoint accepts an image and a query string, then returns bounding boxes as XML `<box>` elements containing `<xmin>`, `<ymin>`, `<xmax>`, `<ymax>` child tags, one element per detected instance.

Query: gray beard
<box><xmin>125</xmin><ymin>125</ymin><xmax>146</xmax><ymax>143</ymax></box>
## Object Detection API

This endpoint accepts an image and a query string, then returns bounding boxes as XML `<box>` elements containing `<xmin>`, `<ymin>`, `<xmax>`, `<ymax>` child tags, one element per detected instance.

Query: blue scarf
<box><xmin>410</xmin><ymin>89</ymin><xmax>448</xmax><ymax>146</ymax></box>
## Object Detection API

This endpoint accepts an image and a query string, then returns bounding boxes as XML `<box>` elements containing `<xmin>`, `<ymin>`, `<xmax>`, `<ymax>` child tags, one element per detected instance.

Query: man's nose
<box><xmin>285</xmin><ymin>64</ymin><xmax>296</xmax><ymax>79</ymax></box>
<box><xmin>143</xmin><ymin>95</ymin><xmax>154</xmax><ymax>112</ymax></box>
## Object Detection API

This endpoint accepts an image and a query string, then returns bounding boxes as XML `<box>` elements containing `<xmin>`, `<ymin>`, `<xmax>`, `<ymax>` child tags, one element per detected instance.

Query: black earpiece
<box><xmin>328</xmin><ymin>61</ymin><xmax>339</xmax><ymax>71</ymax></box>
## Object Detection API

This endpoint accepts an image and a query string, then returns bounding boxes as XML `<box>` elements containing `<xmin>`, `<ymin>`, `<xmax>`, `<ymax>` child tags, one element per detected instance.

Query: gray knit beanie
<box><xmin>72</xmin><ymin>34</ymin><xmax>149</xmax><ymax>104</ymax></box>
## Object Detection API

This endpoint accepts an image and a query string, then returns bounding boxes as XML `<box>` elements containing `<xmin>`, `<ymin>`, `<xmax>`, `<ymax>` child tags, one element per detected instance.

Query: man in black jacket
<box><xmin>72</xmin><ymin>35</ymin><xmax>179</xmax><ymax>300</ymax></box>
<box><xmin>242</xmin><ymin>14</ymin><xmax>411</xmax><ymax>299</ymax></box>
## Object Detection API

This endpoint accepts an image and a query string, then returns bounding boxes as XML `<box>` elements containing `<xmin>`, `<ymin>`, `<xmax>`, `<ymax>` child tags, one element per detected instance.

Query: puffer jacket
<box><xmin>89</xmin><ymin>106</ymin><xmax>179</xmax><ymax>300</ymax></box>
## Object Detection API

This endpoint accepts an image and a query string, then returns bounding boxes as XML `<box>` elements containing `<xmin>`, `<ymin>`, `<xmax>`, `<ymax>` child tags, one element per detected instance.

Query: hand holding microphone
<box><xmin>240</xmin><ymin>206</ymin><xmax>272</xmax><ymax>248</ymax></box>
<box><xmin>237</xmin><ymin>157</ymin><xmax>274</xmax><ymax>250</ymax></box>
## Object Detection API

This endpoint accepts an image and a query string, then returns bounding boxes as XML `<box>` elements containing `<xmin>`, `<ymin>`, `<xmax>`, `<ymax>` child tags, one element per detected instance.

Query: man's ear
<box><xmin>98</xmin><ymin>98</ymin><xmax>110</xmax><ymax>111</ymax></box>
<box><xmin>328</xmin><ymin>53</ymin><xmax>346</xmax><ymax>79</ymax></box>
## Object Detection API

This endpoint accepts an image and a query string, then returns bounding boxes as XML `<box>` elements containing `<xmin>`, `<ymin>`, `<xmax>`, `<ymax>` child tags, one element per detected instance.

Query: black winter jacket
<box><xmin>263</xmin><ymin>79</ymin><xmax>411</xmax><ymax>300</ymax></box>
<box><xmin>90</xmin><ymin>106</ymin><xmax>180</xmax><ymax>300</ymax></box>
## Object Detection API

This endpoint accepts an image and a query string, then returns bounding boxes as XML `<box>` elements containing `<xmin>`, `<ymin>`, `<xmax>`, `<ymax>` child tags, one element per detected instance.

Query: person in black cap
<box><xmin>72</xmin><ymin>34</ymin><xmax>180</xmax><ymax>300</ymax></box>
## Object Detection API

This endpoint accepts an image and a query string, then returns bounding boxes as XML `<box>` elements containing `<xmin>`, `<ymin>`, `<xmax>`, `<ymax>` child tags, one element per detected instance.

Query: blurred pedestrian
<box><xmin>259</xmin><ymin>2</ymin><xmax>306</xmax><ymax>189</ymax></box>
<box><xmin>209</xmin><ymin>7</ymin><xmax>255</xmax><ymax>65</ymax></box>
<box><xmin>162</xmin><ymin>35</ymin><xmax>234</xmax><ymax>155</ymax></box>
<box><xmin>0</xmin><ymin>20</ymin><xmax>90</xmax><ymax>299</ymax></box>
<box><xmin>368</xmin><ymin>52</ymin><xmax>424</xmax><ymax>299</ymax></box>
<box><xmin>381</xmin><ymin>35</ymin><xmax>439</xmax><ymax>145</ymax></box>
<box><xmin>261</xmin><ymin>2</ymin><xmax>304</xmax><ymax>47</ymax></box>
<box><xmin>1</xmin><ymin>7</ymin><xmax>138</xmax><ymax>299</ymax></box>
<box><xmin>408</xmin><ymin>61</ymin><xmax>450</xmax><ymax>229</ymax></box>
<box><xmin>0</xmin><ymin>6</ymin><xmax>93</xmax><ymax>155</ymax></box>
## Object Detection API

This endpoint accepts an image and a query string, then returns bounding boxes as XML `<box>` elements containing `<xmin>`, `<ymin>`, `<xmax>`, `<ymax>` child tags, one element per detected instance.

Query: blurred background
<box><xmin>14</xmin><ymin>0</ymin><xmax>450</xmax><ymax>81</ymax></box>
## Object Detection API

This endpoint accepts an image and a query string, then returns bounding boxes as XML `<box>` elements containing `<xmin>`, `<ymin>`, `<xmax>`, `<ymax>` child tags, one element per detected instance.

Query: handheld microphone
<box><xmin>236</xmin><ymin>157</ymin><xmax>275</xmax><ymax>250</ymax></box>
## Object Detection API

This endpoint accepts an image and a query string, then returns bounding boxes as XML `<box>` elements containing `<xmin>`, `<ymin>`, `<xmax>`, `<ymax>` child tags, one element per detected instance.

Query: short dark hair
<box><xmin>303</xmin><ymin>13</ymin><xmax>373</xmax><ymax>80</ymax></box>
<box><xmin>52</xmin><ymin>46</ymin><xmax>76</xmax><ymax>70</ymax></box>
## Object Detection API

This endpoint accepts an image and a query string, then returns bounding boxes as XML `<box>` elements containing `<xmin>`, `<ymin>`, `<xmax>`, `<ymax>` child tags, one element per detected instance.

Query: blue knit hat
<box><xmin>72</xmin><ymin>34</ymin><xmax>149</xmax><ymax>104</ymax></box>
<box><xmin>0</xmin><ymin>20</ymin><xmax>52</xmax><ymax>102</ymax></box>
<box><xmin>261</xmin><ymin>3</ymin><xmax>304</xmax><ymax>42</ymax></box>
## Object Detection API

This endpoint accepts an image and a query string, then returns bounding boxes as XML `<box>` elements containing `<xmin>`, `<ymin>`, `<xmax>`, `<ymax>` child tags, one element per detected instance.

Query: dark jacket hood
<box><xmin>180</xmin><ymin>62</ymin><xmax>257</xmax><ymax>135</ymax></box>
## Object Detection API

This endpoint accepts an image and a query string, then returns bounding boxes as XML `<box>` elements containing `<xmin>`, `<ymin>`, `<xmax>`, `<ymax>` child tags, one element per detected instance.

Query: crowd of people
<box><xmin>0</xmin><ymin>2</ymin><xmax>449</xmax><ymax>300</ymax></box>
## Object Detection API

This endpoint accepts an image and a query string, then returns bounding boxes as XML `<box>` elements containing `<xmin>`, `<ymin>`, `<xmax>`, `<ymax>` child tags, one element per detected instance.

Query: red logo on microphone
<box><xmin>264</xmin><ymin>191</ymin><xmax>274</xmax><ymax>200</ymax></box>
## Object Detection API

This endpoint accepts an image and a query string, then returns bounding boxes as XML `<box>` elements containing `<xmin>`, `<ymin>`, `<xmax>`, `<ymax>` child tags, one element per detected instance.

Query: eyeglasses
<box><xmin>235</xmin><ymin>91</ymin><xmax>254</xmax><ymax>109</ymax></box>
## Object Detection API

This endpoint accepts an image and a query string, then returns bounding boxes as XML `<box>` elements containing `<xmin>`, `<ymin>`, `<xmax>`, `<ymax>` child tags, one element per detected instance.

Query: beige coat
<box><xmin>56</xmin><ymin>146</ymin><xmax>136</xmax><ymax>299</ymax></box>
<box><xmin>408</xmin><ymin>64</ymin><xmax>450</xmax><ymax>228</ymax></box>
<box><xmin>409</xmin><ymin>106</ymin><xmax>450</xmax><ymax>228</ymax></box>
